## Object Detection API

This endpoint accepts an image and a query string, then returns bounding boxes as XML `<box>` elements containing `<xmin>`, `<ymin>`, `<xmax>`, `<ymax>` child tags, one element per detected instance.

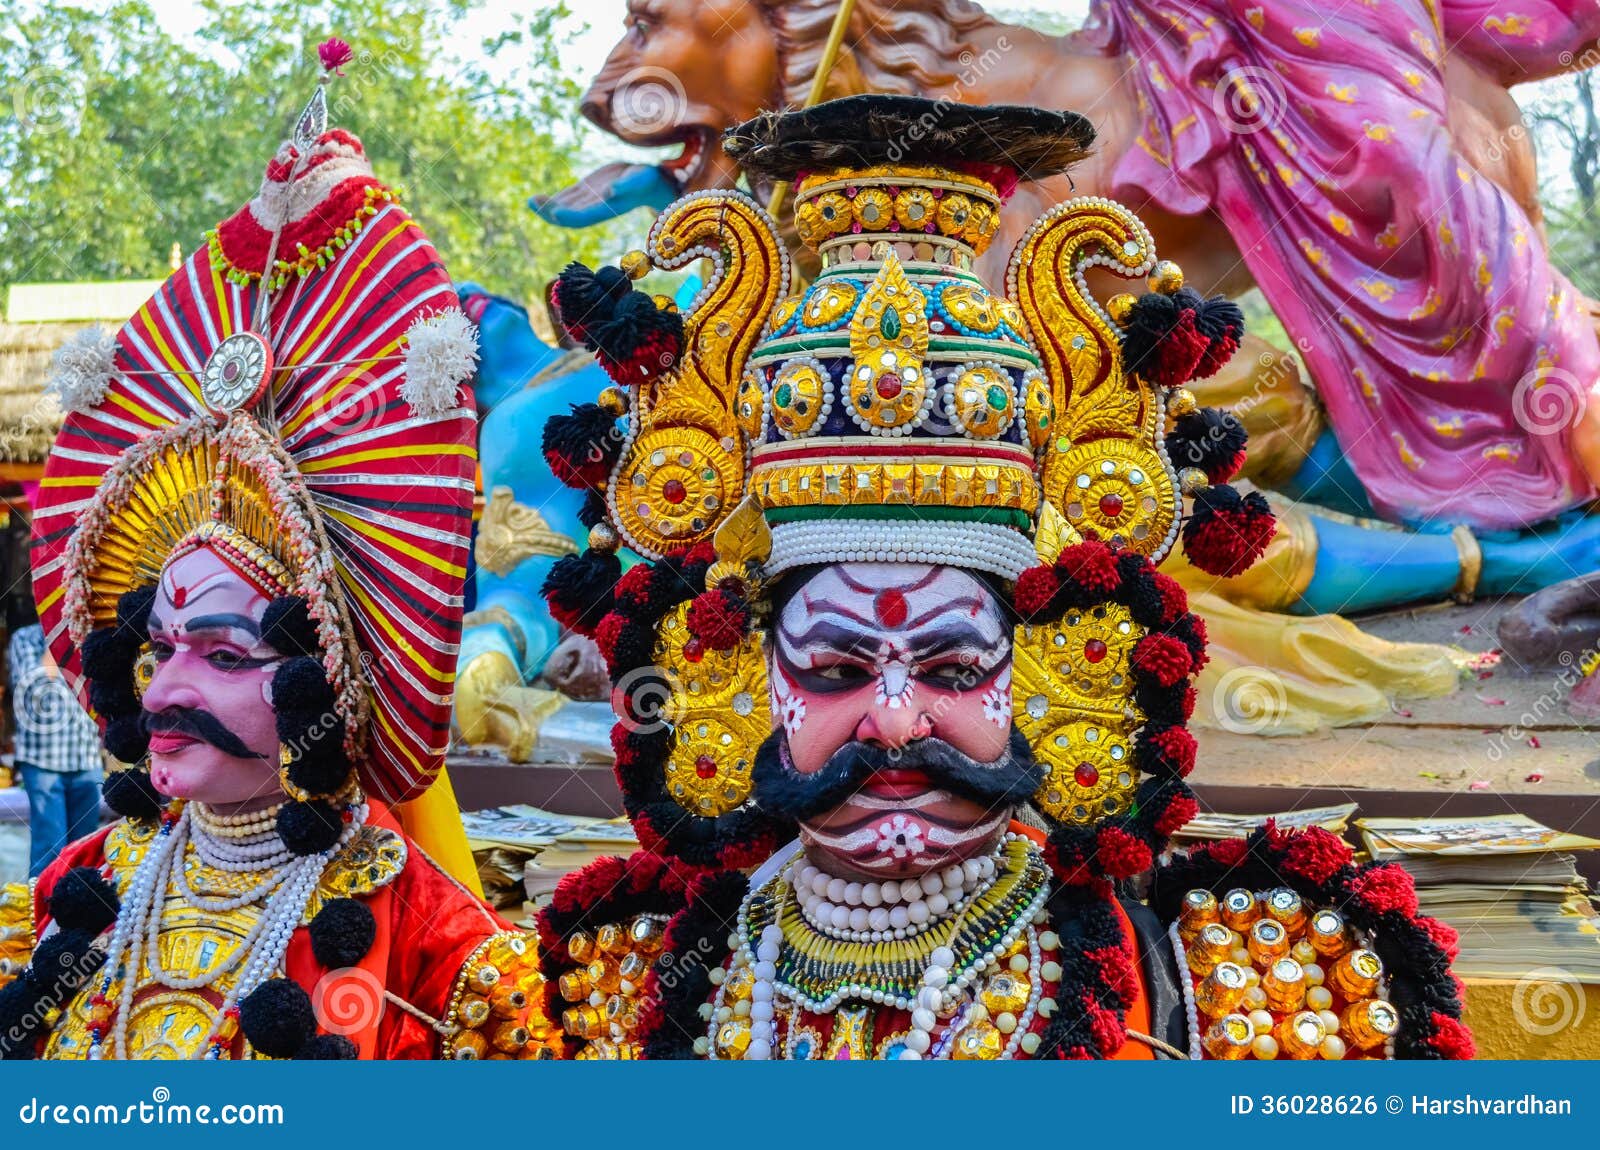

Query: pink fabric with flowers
<box><xmin>1089</xmin><ymin>0</ymin><xmax>1600</xmax><ymax>529</ymax></box>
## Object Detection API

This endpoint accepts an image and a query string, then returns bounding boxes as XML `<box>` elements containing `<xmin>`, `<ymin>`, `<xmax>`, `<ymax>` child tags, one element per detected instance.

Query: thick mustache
<box><xmin>751</xmin><ymin>726</ymin><xmax>1042</xmax><ymax>822</ymax></box>
<box><xmin>143</xmin><ymin>708</ymin><xmax>268</xmax><ymax>761</ymax></box>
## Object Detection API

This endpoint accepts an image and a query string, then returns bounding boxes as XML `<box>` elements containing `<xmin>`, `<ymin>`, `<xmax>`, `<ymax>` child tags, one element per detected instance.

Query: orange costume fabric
<box><xmin>29</xmin><ymin>804</ymin><xmax>552</xmax><ymax>1060</ymax></box>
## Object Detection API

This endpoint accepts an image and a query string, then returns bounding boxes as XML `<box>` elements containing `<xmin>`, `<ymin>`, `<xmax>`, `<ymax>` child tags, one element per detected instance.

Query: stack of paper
<box><xmin>1173</xmin><ymin>802</ymin><xmax>1359</xmax><ymax>842</ymax></box>
<box><xmin>1355</xmin><ymin>815</ymin><xmax>1600</xmax><ymax>981</ymax></box>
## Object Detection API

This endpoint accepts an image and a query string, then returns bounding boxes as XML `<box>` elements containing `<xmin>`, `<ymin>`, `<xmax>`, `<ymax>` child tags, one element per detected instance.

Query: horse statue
<box><xmin>524</xmin><ymin>0</ymin><xmax>1600</xmax><ymax>727</ymax></box>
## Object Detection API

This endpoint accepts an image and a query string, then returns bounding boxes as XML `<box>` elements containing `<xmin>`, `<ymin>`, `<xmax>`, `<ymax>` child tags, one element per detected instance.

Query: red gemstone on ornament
<box><xmin>662</xmin><ymin>478</ymin><xmax>687</xmax><ymax>505</ymax></box>
<box><xmin>1084</xmin><ymin>638</ymin><xmax>1108</xmax><ymax>664</ymax></box>
<box><xmin>683</xmin><ymin>638</ymin><xmax>705</xmax><ymax>662</ymax></box>
<box><xmin>694</xmin><ymin>755</ymin><xmax>718</xmax><ymax>780</ymax></box>
<box><xmin>875</xmin><ymin>373</ymin><xmax>903</xmax><ymax>400</ymax></box>
<box><xmin>1075</xmin><ymin>762</ymin><xmax>1100</xmax><ymax>788</ymax></box>
<box><xmin>1098</xmin><ymin>493</ymin><xmax>1125</xmax><ymax>519</ymax></box>
<box><xmin>875</xmin><ymin>589</ymin><xmax>909</xmax><ymax>628</ymax></box>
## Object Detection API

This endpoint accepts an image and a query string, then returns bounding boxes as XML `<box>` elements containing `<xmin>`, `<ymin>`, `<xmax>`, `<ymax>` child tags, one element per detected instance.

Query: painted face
<box><xmin>770</xmin><ymin>563</ymin><xmax>1021</xmax><ymax>880</ymax></box>
<box><xmin>140</xmin><ymin>546</ymin><xmax>284</xmax><ymax>808</ymax></box>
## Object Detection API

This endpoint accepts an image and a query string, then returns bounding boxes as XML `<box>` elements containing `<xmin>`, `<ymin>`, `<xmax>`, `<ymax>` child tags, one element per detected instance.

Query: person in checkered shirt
<box><xmin>8</xmin><ymin>608</ymin><xmax>103</xmax><ymax>876</ymax></box>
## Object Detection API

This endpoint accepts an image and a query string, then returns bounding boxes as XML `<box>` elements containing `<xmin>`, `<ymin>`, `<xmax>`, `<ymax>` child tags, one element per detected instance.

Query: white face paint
<box><xmin>771</xmin><ymin>563</ymin><xmax>1016</xmax><ymax>879</ymax></box>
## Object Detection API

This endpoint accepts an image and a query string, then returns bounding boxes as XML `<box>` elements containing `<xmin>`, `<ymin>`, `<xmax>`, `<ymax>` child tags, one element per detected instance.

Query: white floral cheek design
<box><xmin>982</xmin><ymin>666</ymin><xmax>1013</xmax><ymax>729</ymax></box>
<box><xmin>875</xmin><ymin>814</ymin><xmax>926</xmax><ymax>859</ymax></box>
<box><xmin>773</xmin><ymin>667</ymin><xmax>807</xmax><ymax>737</ymax></box>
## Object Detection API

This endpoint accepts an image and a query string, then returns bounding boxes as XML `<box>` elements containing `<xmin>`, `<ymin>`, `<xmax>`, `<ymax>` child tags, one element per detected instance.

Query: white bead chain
<box><xmin>793</xmin><ymin>855</ymin><xmax>998</xmax><ymax>942</ymax></box>
<box><xmin>88</xmin><ymin>802</ymin><xmax>367</xmax><ymax>1060</ymax></box>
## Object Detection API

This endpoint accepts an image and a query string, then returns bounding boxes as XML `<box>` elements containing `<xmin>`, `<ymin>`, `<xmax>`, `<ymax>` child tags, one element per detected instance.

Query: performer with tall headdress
<box><xmin>0</xmin><ymin>41</ymin><xmax>559</xmax><ymax>1060</ymax></box>
<box><xmin>533</xmin><ymin>95</ymin><xmax>1472</xmax><ymax>1060</ymax></box>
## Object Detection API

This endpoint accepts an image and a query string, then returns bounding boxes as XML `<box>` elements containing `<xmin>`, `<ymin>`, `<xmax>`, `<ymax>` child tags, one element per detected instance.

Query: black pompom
<box><xmin>88</xmin><ymin>677</ymin><xmax>139</xmax><ymax>720</ymax></box>
<box><xmin>47</xmin><ymin>867</ymin><xmax>120</xmax><ymax>934</ymax></box>
<box><xmin>309</xmin><ymin>899</ymin><xmax>377</xmax><ymax>969</ymax></box>
<box><xmin>115</xmin><ymin>585</ymin><xmax>157</xmax><ymax>633</ymax></box>
<box><xmin>276</xmin><ymin>800</ymin><xmax>344</xmax><ymax>856</ymax></box>
<box><xmin>102</xmin><ymin>767</ymin><xmax>163</xmax><ymax>819</ymax></box>
<box><xmin>552</xmin><ymin>262</ymin><xmax>632</xmax><ymax>339</ymax></box>
<box><xmin>295</xmin><ymin>1034</ymin><xmax>358</xmax><ymax>1059</ymax></box>
<box><xmin>542</xmin><ymin>404</ymin><xmax>622</xmax><ymax>489</ymax></box>
<box><xmin>102</xmin><ymin>714</ymin><xmax>150</xmax><ymax>765</ymax></box>
<box><xmin>1192</xmin><ymin>295</ymin><xmax>1246</xmax><ymax>379</ymax></box>
<box><xmin>27</xmin><ymin>929</ymin><xmax>99</xmax><ymax>998</ymax></box>
<box><xmin>0</xmin><ymin>978</ymin><xmax>38</xmax><ymax>1045</ymax></box>
<box><xmin>80</xmin><ymin>626</ymin><xmax>139</xmax><ymax>681</ymax></box>
<box><xmin>237</xmin><ymin>977</ymin><xmax>317</xmax><ymax>1059</ymax></box>
<box><xmin>542</xmin><ymin>549</ymin><xmax>622</xmax><ymax>637</ymax></box>
<box><xmin>261</xmin><ymin>597</ymin><xmax>322</xmax><ymax>657</ymax></box>
<box><xmin>272</xmin><ymin>656</ymin><xmax>336</xmax><ymax>711</ymax></box>
<box><xmin>577</xmin><ymin>491</ymin><xmax>609</xmax><ymax>530</ymax></box>
<box><xmin>284</xmin><ymin>748</ymin><xmax>351</xmax><ymax>799</ymax></box>
<box><xmin>1119</xmin><ymin>288</ymin><xmax>1209</xmax><ymax>388</ymax></box>
<box><xmin>1167</xmin><ymin>407</ymin><xmax>1248</xmax><ymax>485</ymax></box>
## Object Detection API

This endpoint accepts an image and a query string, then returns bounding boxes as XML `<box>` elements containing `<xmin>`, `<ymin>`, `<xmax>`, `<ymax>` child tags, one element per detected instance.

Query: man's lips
<box><xmin>147</xmin><ymin>731</ymin><xmax>201</xmax><ymax>754</ymax></box>
<box><xmin>860</xmin><ymin>768</ymin><xmax>933</xmax><ymax>799</ymax></box>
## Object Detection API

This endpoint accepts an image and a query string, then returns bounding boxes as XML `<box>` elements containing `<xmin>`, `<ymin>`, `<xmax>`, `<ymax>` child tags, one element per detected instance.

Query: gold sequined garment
<box><xmin>43</xmin><ymin>819</ymin><xmax>404</xmax><ymax>1060</ymax></box>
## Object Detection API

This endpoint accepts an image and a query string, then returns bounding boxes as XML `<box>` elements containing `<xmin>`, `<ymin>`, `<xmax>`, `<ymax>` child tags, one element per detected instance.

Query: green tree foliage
<box><xmin>0</xmin><ymin>0</ymin><xmax>607</xmax><ymax>306</ymax></box>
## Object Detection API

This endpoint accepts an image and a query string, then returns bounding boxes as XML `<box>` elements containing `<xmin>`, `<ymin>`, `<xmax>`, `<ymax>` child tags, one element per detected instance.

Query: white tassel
<box><xmin>401</xmin><ymin>308</ymin><xmax>478</xmax><ymax>416</ymax></box>
<box><xmin>47</xmin><ymin>326</ymin><xmax>118</xmax><ymax>414</ymax></box>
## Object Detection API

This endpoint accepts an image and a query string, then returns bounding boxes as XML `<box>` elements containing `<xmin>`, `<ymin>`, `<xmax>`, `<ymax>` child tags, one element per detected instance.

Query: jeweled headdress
<box><xmin>32</xmin><ymin>48</ymin><xmax>479</xmax><ymax>806</ymax></box>
<box><xmin>540</xmin><ymin>96</ymin><xmax>1271</xmax><ymax>873</ymax></box>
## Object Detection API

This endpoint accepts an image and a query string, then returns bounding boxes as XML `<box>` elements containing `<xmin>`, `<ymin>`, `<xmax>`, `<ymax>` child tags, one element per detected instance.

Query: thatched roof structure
<box><xmin>0</xmin><ymin>323</ymin><xmax>72</xmax><ymax>467</ymax></box>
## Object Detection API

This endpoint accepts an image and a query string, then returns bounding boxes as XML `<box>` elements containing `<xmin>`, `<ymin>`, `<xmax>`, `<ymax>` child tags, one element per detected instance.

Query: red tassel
<box><xmin>685</xmin><ymin>588</ymin><xmax>750</xmax><ymax>652</ymax></box>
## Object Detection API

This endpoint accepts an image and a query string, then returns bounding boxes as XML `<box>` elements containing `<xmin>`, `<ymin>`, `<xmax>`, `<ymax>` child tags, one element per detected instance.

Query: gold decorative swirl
<box><xmin>609</xmin><ymin>191</ymin><xmax>788</xmax><ymax>557</ymax></box>
<box><xmin>1007</xmin><ymin>199</ymin><xmax>1179</xmax><ymax>560</ymax></box>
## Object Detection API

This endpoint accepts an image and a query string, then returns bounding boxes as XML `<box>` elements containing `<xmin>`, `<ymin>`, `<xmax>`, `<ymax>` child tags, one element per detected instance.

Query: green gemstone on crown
<box><xmin>774</xmin><ymin>382</ymin><xmax>793</xmax><ymax>408</ymax></box>
<box><xmin>880</xmin><ymin>306</ymin><xmax>901</xmax><ymax>340</ymax></box>
<box><xmin>986</xmin><ymin>385</ymin><xmax>1009</xmax><ymax>412</ymax></box>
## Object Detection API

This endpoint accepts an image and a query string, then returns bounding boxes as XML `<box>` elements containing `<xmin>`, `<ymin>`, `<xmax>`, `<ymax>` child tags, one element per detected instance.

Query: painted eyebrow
<box><xmin>180</xmin><ymin>613</ymin><xmax>263</xmax><ymax>638</ymax></box>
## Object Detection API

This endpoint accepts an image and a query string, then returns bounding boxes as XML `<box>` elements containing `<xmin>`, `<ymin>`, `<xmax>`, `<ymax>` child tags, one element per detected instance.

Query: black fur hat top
<box><xmin>722</xmin><ymin>95</ymin><xmax>1095</xmax><ymax>185</ymax></box>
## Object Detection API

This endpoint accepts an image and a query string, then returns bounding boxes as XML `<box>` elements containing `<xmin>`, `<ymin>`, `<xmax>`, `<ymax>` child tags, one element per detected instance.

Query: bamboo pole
<box><xmin>764</xmin><ymin>0</ymin><xmax>860</xmax><ymax>221</ymax></box>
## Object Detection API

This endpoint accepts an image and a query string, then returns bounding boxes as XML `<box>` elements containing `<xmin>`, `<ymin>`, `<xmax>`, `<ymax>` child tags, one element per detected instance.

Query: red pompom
<box><xmin>1204</xmin><ymin>837</ymin><xmax>1249</xmax><ymax>867</ymax></box>
<box><xmin>1418</xmin><ymin>916</ymin><xmax>1461</xmax><ymax>961</ymax></box>
<box><xmin>1096</xmin><ymin>825</ymin><xmax>1154</xmax><ymax>879</ymax></box>
<box><xmin>685</xmin><ymin>588</ymin><xmax>749</xmax><ymax>651</ymax></box>
<box><xmin>1057</xmin><ymin>541</ymin><xmax>1121</xmax><ymax>595</ymax></box>
<box><xmin>1146</xmin><ymin>725</ymin><xmax>1198</xmax><ymax>776</ymax></box>
<box><xmin>1133</xmin><ymin>633</ymin><xmax>1193</xmax><ymax>688</ymax></box>
<box><xmin>552</xmin><ymin>855</ymin><xmax>627</xmax><ymax>913</ymax></box>
<box><xmin>592</xmin><ymin>613</ymin><xmax>626</xmax><ymax>669</ymax></box>
<box><xmin>1155</xmin><ymin>792</ymin><xmax>1199</xmax><ymax>836</ymax></box>
<box><xmin>1428</xmin><ymin>1012</ymin><xmax>1476</xmax><ymax>1060</ymax></box>
<box><xmin>685</xmin><ymin>541</ymin><xmax>718</xmax><ymax>567</ymax></box>
<box><xmin>1350</xmin><ymin>863</ymin><xmax>1419</xmax><ymax>917</ymax></box>
<box><xmin>612</xmin><ymin>563</ymin><xmax>656</xmax><ymax>609</ymax></box>
<box><xmin>1084</xmin><ymin>944</ymin><xmax>1140</xmax><ymax>1004</ymax></box>
<box><xmin>1013</xmin><ymin>566</ymin><xmax>1059</xmax><ymax>616</ymax></box>
<box><xmin>1281</xmin><ymin>826</ymin><xmax>1354</xmax><ymax>885</ymax></box>
<box><xmin>1181</xmin><ymin>685</ymin><xmax>1197</xmax><ymax>720</ymax></box>
<box><xmin>1182</xmin><ymin>486</ymin><xmax>1276</xmax><ymax>578</ymax></box>
<box><xmin>1151</xmin><ymin>572</ymin><xmax>1189</xmax><ymax>624</ymax></box>
<box><xmin>1084</xmin><ymin>998</ymin><xmax>1127</xmax><ymax>1056</ymax></box>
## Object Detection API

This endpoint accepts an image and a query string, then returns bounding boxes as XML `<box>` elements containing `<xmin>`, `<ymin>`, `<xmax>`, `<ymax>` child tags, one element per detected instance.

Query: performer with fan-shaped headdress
<box><xmin>0</xmin><ymin>41</ymin><xmax>559</xmax><ymax>1060</ymax></box>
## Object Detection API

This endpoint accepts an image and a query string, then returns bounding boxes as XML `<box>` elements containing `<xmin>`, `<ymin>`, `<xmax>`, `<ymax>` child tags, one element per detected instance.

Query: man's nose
<box><xmin>854</xmin><ymin>704</ymin><xmax>933</xmax><ymax>750</ymax></box>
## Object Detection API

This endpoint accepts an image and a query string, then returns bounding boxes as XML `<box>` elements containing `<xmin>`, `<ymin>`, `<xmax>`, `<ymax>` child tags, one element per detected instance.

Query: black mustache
<box><xmin>751</xmin><ymin>726</ymin><xmax>1042</xmax><ymax>822</ymax></box>
<box><xmin>143</xmin><ymin>708</ymin><xmax>268</xmax><ymax>761</ymax></box>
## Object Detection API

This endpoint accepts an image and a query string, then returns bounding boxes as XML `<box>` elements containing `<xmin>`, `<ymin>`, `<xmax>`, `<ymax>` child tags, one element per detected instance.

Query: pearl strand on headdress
<box><xmin>89</xmin><ymin>801</ymin><xmax>366</xmax><ymax>1060</ymax></box>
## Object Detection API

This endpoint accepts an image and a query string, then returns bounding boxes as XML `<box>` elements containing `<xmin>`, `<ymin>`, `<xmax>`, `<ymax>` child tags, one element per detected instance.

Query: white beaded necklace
<box><xmin>87</xmin><ymin>801</ymin><xmax>367</xmax><ymax>1060</ymax></box>
<box><xmin>726</xmin><ymin>834</ymin><xmax>1050</xmax><ymax>1060</ymax></box>
<box><xmin>794</xmin><ymin>854</ymin><xmax>999</xmax><ymax>942</ymax></box>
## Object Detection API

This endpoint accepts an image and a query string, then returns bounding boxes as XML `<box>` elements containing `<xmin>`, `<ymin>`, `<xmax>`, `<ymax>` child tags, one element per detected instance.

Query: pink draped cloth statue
<box><xmin>1090</xmin><ymin>0</ymin><xmax>1600</xmax><ymax>530</ymax></box>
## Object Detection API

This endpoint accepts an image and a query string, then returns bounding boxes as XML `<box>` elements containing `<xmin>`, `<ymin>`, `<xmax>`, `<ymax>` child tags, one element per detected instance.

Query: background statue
<box><xmin>519</xmin><ymin>0</ymin><xmax>1600</xmax><ymax>728</ymax></box>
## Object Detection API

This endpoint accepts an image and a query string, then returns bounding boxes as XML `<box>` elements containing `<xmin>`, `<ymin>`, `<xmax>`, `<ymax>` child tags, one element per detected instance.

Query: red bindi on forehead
<box><xmin>874</xmin><ymin>589</ymin><xmax>908</xmax><ymax>628</ymax></box>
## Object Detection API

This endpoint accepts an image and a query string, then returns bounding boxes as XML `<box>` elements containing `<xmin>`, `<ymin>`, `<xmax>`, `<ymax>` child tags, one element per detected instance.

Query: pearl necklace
<box><xmin>87</xmin><ymin>802</ymin><xmax>366</xmax><ymax>1060</ymax></box>
<box><xmin>728</xmin><ymin>835</ymin><xmax>1050</xmax><ymax>1060</ymax></box>
<box><xmin>794</xmin><ymin>855</ymin><xmax>999</xmax><ymax>941</ymax></box>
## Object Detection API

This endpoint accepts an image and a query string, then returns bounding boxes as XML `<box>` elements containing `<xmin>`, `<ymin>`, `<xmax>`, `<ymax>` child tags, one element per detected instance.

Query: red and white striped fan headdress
<box><xmin>32</xmin><ymin>60</ymin><xmax>479</xmax><ymax>803</ymax></box>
